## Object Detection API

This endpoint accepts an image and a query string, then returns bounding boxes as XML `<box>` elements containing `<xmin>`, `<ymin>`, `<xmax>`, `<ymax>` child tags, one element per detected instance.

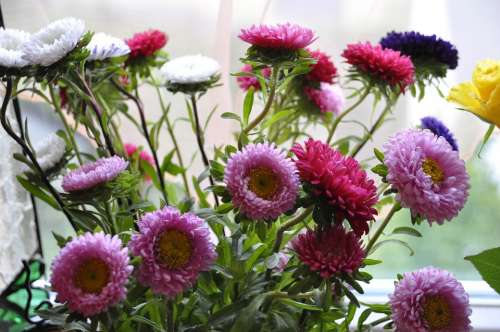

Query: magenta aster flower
<box><xmin>341</xmin><ymin>42</ymin><xmax>415</xmax><ymax>91</ymax></box>
<box><xmin>291</xmin><ymin>226</ymin><xmax>364</xmax><ymax>278</ymax></box>
<box><xmin>292</xmin><ymin>139</ymin><xmax>378</xmax><ymax>236</ymax></box>
<box><xmin>224</xmin><ymin>142</ymin><xmax>299</xmax><ymax>221</ymax></box>
<box><xmin>129</xmin><ymin>206</ymin><xmax>216</xmax><ymax>297</ymax></box>
<box><xmin>237</xmin><ymin>64</ymin><xmax>271</xmax><ymax>91</ymax></box>
<box><xmin>239</xmin><ymin>23</ymin><xmax>315</xmax><ymax>50</ymax></box>
<box><xmin>304</xmin><ymin>83</ymin><xmax>345</xmax><ymax>114</ymax></box>
<box><xmin>62</xmin><ymin>156</ymin><xmax>128</xmax><ymax>192</ymax></box>
<box><xmin>390</xmin><ymin>266</ymin><xmax>472</xmax><ymax>332</ymax></box>
<box><xmin>306</xmin><ymin>49</ymin><xmax>338</xmax><ymax>84</ymax></box>
<box><xmin>383</xmin><ymin>129</ymin><xmax>469</xmax><ymax>224</ymax></box>
<box><xmin>50</xmin><ymin>233</ymin><xmax>132</xmax><ymax>317</ymax></box>
<box><xmin>125</xmin><ymin>29</ymin><xmax>167</xmax><ymax>59</ymax></box>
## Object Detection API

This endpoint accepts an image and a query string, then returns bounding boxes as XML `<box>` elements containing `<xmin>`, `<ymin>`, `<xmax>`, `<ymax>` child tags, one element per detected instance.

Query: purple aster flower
<box><xmin>62</xmin><ymin>156</ymin><xmax>128</xmax><ymax>192</ymax></box>
<box><xmin>383</xmin><ymin>129</ymin><xmax>469</xmax><ymax>224</ymax></box>
<box><xmin>50</xmin><ymin>233</ymin><xmax>132</xmax><ymax>317</ymax></box>
<box><xmin>389</xmin><ymin>266</ymin><xmax>472</xmax><ymax>332</ymax></box>
<box><xmin>224</xmin><ymin>142</ymin><xmax>299</xmax><ymax>221</ymax></box>
<box><xmin>380</xmin><ymin>31</ymin><xmax>458</xmax><ymax>76</ymax></box>
<box><xmin>420</xmin><ymin>116</ymin><xmax>459</xmax><ymax>151</ymax></box>
<box><xmin>128</xmin><ymin>206</ymin><xmax>217</xmax><ymax>298</ymax></box>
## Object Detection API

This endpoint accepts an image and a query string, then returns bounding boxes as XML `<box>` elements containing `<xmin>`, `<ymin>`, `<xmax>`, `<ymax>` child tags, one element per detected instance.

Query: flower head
<box><xmin>239</xmin><ymin>23</ymin><xmax>315</xmax><ymax>50</ymax></box>
<box><xmin>161</xmin><ymin>54</ymin><xmax>220</xmax><ymax>85</ymax></box>
<box><xmin>448</xmin><ymin>59</ymin><xmax>500</xmax><ymax>127</ymax></box>
<box><xmin>124</xmin><ymin>143</ymin><xmax>154</xmax><ymax>165</ymax></box>
<box><xmin>420</xmin><ymin>116</ymin><xmax>458</xmax><ymax>151</ymax></box>
<box><xmin>0</xmin><ymin>28</ymin><xmax>30</xmax><ymax>68</ymax></box>
<box><xmin>380</xmin><ymin>31</ymin><xmax>458</xmax><ymax>75</ymax></box>
<box><xmin>292</xmin><ymin>139</ymin><xmax>378</xmax><ymax>236</ymax></box>
<box><xmin>384</xmin><ymin>129</ymin><xmax>469</xmax><ymax>223</ymax></box>
<box><xmin>342</xmin><ymin>42</ymin><xmax>414</xmax><ymax>91</ymax></box>
<box><xmin>62</xmin><ymin>156</ymin><xmax>128</xmax><ymax>192</ymax></box>
<box><xmin>224</xmin><ymin>142</ymin><xmax>299</xmax><ymax>220</ymax></box>
<box><xmin>50</xmin><ymin>232</ymin><xmax>132</xmax><ymax>317</ymax></box>
<box><xmin>291</xmin><ymin>226</ymin><xmax>364</xmax><ymax>278</ymax></box>
<box><xmin>390</xmin><ymin>266</ymin><xmax>472</xmax><ymax>332</ymax></box>
<box><xmin>87</xmin><ymin>32</ymin><xmax>130</xmax><ymax>61</ymax></box>
<box><xmin>304</xmin><ymin>83</ymin><xmax>345</xmax><ymax>114</ymax></box>
<box><xmin>126</xmin><ymin>29</ymin><xmax>167</xmax><ymax>59</ymax></box>
<box><xmin>236</xmin><ymin>64</ymin><xmax>271</xmax><ymax>91</ymax></box>
<box><xmin>129</xmin><ymin>206</ymin><xmax>216</xmax><ymax>297</ymax></box>
<box><xmin>306</xmin><ymin>49</ymin><xmax>338</xmax><ymax>83</ymax></box>
<box><xmin>22</xmin><ymin>17</ymin><xmax>85</xmax><ymax>66</ymax></box>
<box><xmin>33</xmin><ymin>133</ymin><xmax>66</xmax><ymax>172</ymax></box>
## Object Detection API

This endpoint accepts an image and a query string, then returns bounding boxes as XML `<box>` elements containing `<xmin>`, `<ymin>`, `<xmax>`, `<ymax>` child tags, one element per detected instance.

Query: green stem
<box><xmin>240</xmin><ymin>65</ymin><xmax>280</xmax><ymax>141</ymax></box>
<box><xmin>365</xmin><ymin>203</ymin><xmax>400</xmax><ymax>255</ymax></box>
<box><xmin>189</xmin><ymin>94</ymin><xmax>219</xmax><ymax>206</ymax></box>
<box><xmin>48</xmin><ymin>84</ymin><xmax>83</xmax><ymax>165</ymax></box>
<box><xmin>154</xmin><ymin>86</ymin><xmax>191</xmax><ymax>197</ymax></box>
<box><xmin>350</xmin><ymin>99</ymin><xmax>394</xmax><ymax>158</ymax></box>
<box><xmin>166</xmin><ymin>299</ymin><xmax>175</xmax><ymax>332</ymax></box>
<box><xmin>326</xmin><ymin>86</ymin><xmax>371</xmax><ymax>145</ymax></box>
<box><xmin>272</xmin><ymin>206</ymin><xmax>313</xmax><ymax>253</ymax></box>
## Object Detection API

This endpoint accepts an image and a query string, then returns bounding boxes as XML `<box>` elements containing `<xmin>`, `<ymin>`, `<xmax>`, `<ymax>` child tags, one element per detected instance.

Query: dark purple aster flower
<box><xmin>380</xmin><ymin>31</ymin><xmax>458</xmax><ymax>72</ymax></box>
<box><xmin>421</xmin><ymin>116</ymin><xmax>459</xmax><ymax>151</ymax></box>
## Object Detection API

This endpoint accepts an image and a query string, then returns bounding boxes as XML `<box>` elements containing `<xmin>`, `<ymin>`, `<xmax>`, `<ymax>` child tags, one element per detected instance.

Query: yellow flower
<box><xmin>447</xmin><ymin>59</ymin><xmax>500</xmax><ymax>127</ymax></box>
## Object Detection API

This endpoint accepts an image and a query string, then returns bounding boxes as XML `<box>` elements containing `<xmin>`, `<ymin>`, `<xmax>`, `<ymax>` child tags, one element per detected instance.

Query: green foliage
<box><xmin>465</xmin><ymin>247</ymin><xmax>500</xmax><ymax>294</ymax></box>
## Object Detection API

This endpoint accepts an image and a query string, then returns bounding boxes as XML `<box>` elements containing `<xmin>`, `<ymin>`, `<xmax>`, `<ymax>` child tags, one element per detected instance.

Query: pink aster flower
<box><xmin>129</xmin><ymin>206</ymin><xmax>216</xmax><ymax>297</ymax></box>
<box><xmin>239</xmin><ymin>23</ymin><xmax>315</xmax><ymax>50</ymax></box>
<box><xmin>224</xmin><ymin>142</ymin><xmax>299</xmax><ymax>221</ymax></box>
<box><xmin>390</xmin><ymin>266</ymin><xmax>472</xmax><ymax>332</ymax></box>
<box><xmin>341</xmin><ymin>42</ymin><xmax>415</xmax><ymax>91</ymax></box>
<box><xmin>124</xmin><ymin>143</ymin><xmax>154</xmax><ymax>165</ymax></box>
<box><xmin>50</xmin><ymin>233</ymin><xmax>132</xmax><ymax>317</ymax></box>
<box><xmin>306</xmin><ymin>49</ymin><xmax>338</xmax><ymax>83</ymax></box>
<box><xmin>291</xmin><ymin>226</ymin><xmax>364</xmax><ymax>278</ymax></box>
<box><xmin>383</xmin><ymin>129</ymin><xmax>469</xmax><ymax>224</ymax></box>
<box><xmin>62</xmin><ymin>156</ymin><xmax>128</xmax><ymax>192</ymax></box>
<box><xmin>237</xmin><ymin>64</ymin><xmax>271</xmax><ymax>91</ymax></box>
<box><xmin>126</xmin><ymin>29</ymin><xmax>167</xmax><ymax>59</ymax></box>
<box><xmin>291</xmin><ymin>139</ymin><xmax>378</xmax><ymax>236</ymax></box>
<box><xmin>304</xmin><ymin>83</ymin><xmax>345</xmax><ymax>114</ymax></box>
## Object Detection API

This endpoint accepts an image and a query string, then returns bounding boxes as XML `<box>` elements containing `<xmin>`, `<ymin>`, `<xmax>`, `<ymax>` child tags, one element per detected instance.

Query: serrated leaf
<box><xmin>465</xmin><ymin>247</ymin><xmax>500</xmax><ymax>294</ymax></box>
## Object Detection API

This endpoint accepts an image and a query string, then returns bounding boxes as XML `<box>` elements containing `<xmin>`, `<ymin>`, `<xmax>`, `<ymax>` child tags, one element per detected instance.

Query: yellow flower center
<box><xmin>155</xmin><ymin>229</ymin><xmax>192</xmax><ymax>269</ymax></box>
<box><xmin>422</xmin><ymin>158</ymin><xmax>444</xmax><ymax>184</ymax></box>
<box><xmin>247</xmin><ymin>166</ymin><xmax>280</xmax><ymax>200</ymax></box>
<box><xmin>74</xmin><ymin>258</ymin><xmax>110</xmax><ymax>294</ymax></box>
<box><xmin>422</xmin><ymin>295</ymin><xmax>452</xmax><ymax>330</ymax></box>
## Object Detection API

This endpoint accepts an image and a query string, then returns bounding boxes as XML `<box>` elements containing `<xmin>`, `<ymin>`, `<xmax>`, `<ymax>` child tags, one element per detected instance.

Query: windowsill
<box><xmin>357</xmin><ymin>279</ymin><xmax>500</xmax><ymax>331</ymax></box>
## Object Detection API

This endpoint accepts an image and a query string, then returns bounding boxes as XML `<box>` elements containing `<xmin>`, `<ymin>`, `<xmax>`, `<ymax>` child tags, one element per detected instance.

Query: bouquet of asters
<box><xmin>1</xmin><ymin>18</ymin><xmax>499</xmax><ymax>332</ymax></box>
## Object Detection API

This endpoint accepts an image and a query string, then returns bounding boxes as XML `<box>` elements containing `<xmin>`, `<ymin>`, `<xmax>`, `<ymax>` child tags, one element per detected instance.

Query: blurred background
<box><xmin>1</xmin><ymin>0</ymin><xmax>500</xmax><ymax>290</ymax></box>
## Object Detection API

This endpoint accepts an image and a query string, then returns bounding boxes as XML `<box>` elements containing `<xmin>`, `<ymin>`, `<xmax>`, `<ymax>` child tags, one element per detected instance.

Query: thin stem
<box><xmin>240</xmin><ymin>65</ymin><xmax>279</xmax><ymax>138</ymax></box>
<box><xmin>369</xmin><ymin>316</ymin><xmax>391</xmax><ymax>327</ymax></box>
<box><xmin>326</xmin><ymin>86</ymin><xmax>371</xmax><ymax>145</ymax></box>
<box><xmin>75</xmin><ymin>73</ymin><xmax>116</xmax><ymax>155</ymax></box>
<box><xmin>154</xmin><ymin>85</ymin><xmax>191</xmax><ymax>197</ymax></box>
<box><xmin>350</xmin><ymin>99</ymin><xmax>394</xmax><ymax>158</ymax></box>
<box><xmin>365</xmin><ymin>203</ymin><xmax>400</xmax><ymax>255</ymax></box>
<box><xmin>48</xmin><ymin>84</ymin><xmax>83</xmax><ymax>164</ymax></box>
<box><xmin>111</xmin><ymin>80</ymin><xmax>169</xmax><ymax>204</ymax></box>
<box><xmin>1</xmin><ymin>80</ymin><xmax>77</xmax><ymax>231</ymax></box>
<box><xmin>272</xmin><ymin>206</ymin><xmax>313</xmax><ymax>253</ymax></box>
<box><xmin>166</xmin><ymin>299</ymin><xmax>175</xmax><ymax>332</ymax></box>
<box><xmin>190</xmin><ymin>94</ymin><xmax>219</xmax><ymax>206</ymax></box>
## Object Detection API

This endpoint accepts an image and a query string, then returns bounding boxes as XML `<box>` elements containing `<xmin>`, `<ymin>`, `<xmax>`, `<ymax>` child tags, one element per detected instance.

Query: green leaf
<box><xmin>215</xmin><ymin>202</ymin><xmax>233</xmax><ymax>214</ymax></box>
<box><xmin>262</xmin><ymin>111</ymin><xmax>290</xmax><ymax>129</ymax></box>
<box><xmin>362</xmin><ymin>258</ymin><xmax>382</xmax><ymax>266</ymax></box>
<box><xmin>221</xmin><ymin>112</ymin><xmax>242</xmax><ymax>123</ymax></box>
<box><xmin>391</xmin><ymin>226</ymin><xmax>422</xmax><ymax>237</ymax></box>
<box><xmin>465</xmin><ymin>247</ymin><xmax>500</xmax><ymax>294</ymax></box>
<box><xmin>230</xmin><ymin>293</ymin><xmax>268</xmax><ymax>332</ymax></box>
<box><xmin>279</xmin><ymin>298</ymin><xmax>322</xmax><ymax>311</ymax></box>
<box><xmin>357</xmin><ymin>309</ymin><xmax>372</xmax><ymax>331</ymax></box>
<box><xmin>242</xmin><ymin>87</ymin><xmax>255</xmax><ymax>125</ymax></box>
<box><xmin>370</xmin><ymin>239</ymin><xmax>414</xmax><ymax>256</ymax></box>
<box><xmin>338</xmin><ymin>140</ymin><xmax>350</xmax><ymax>155</ymax></box>
<box><xmin>374</xmin><ymin>148</ymin><xmax>385</xmax><ymax>163</ymax></box>
<box><xmin>371</xmin><ymin>164</ymin><xmax>388</xmax><ymax>177</ymax></box>
<box><xmin>16</xmin><ymin>176</ymin><xmax>59</xmax><ymax>209</ymax></box>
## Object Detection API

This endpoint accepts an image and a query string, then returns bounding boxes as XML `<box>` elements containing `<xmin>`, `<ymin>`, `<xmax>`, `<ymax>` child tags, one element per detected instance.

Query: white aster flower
<box><xmin>0</xmin><ymin>28</ymin><xmax>30</xmax><ymax>68</ymax></box>
<box><xmin>161</xmin><ymin>54</ymin><xmax>220</xmax><ymax>84</ymax></box>
<box><xmin>86</xmin><ymin>32</ymin><xmax>130</xmax><ymax>61</ymax></box>
<box><xmin>22</xmin><ymin>17</ymin><xmax>85</xmax><ymax>66</ymax></box>
<box><xmin>33</xmin><ymin>133</ymin><xmax>66</xmax><ymax>172</ymax></box>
